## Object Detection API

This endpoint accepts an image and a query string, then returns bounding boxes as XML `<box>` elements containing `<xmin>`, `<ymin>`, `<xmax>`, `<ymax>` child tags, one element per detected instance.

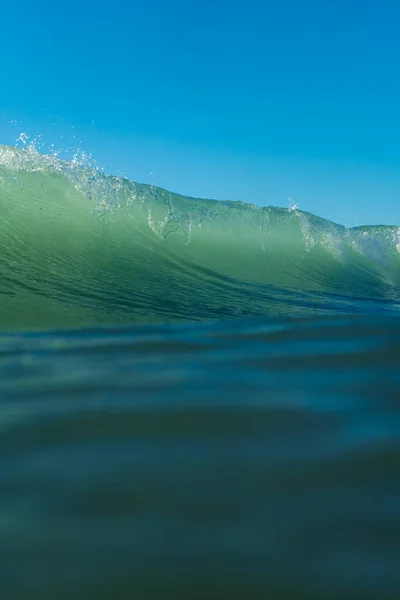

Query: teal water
<box><xmin>0</xmin><ymin>145</ymin><xmax>399</xmax><ymax>598</ymax></box>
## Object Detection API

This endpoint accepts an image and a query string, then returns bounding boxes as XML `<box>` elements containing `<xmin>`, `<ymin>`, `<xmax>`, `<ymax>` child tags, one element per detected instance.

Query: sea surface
<box><xmin>1</xmin><ymin>145</ymin><xmax>399</xmax><ymax>599</ymax></box>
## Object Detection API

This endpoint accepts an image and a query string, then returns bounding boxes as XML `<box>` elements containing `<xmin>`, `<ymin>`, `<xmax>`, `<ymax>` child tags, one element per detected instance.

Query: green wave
<box><xmin>1</xmin><ymin>145</ymin><xmax>399</xmax><ymax>329</ymax></box>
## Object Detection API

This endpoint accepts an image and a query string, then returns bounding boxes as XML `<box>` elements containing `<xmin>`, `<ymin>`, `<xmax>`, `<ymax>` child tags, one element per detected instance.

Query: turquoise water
<box><xmin>0</xmin><ymin>145</ymin><xmax>399</xmax><ymax>598</ymax></box>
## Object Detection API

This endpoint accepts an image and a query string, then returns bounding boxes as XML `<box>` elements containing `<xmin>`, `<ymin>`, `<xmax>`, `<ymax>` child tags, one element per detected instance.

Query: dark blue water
<box><xmin>1</xmin><ymin>312</ymin><xmax>399</xmax><ymax>599</ymax></box>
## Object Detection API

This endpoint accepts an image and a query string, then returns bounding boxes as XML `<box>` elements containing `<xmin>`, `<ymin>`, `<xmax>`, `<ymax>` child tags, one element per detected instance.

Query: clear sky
<box><xmin>1</xmin><ymin>0</ymin><xmax>400</xmax><ymax>226</ymax></box>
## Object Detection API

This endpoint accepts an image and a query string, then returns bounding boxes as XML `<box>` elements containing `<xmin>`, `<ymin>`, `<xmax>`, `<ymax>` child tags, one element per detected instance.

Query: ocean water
<box><xmin>0</xmin><ymin>145</ymin><xmax>400</xmax><ymax>599</ymax></box>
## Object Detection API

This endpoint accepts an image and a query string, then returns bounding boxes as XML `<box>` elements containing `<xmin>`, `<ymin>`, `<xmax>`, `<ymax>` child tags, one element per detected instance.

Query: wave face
<box><xmin>1</xmin><ymin>145</ymin><xmax>400</xmax><ymax>329</ymax></box>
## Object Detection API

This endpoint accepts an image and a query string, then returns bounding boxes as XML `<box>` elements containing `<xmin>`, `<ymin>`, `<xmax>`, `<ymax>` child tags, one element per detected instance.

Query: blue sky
<box><xmin>1</xmin><ymin>0</ymin><xmax>399</xmax><ymax>226</ymax></box>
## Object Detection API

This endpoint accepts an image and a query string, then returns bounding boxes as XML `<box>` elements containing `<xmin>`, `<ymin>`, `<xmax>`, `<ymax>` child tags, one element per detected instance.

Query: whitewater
<box><xmin>0</xmin><ymin>144</ymin><xmax>399</xmax><ymax>600</ymax></box>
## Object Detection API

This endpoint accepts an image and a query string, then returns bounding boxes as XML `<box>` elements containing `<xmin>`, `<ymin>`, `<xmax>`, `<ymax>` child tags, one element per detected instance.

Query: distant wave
<box><xmin>0</xmin><ymin>145</ymin><xmax>399</xmax><ymax>329</ymax></box>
